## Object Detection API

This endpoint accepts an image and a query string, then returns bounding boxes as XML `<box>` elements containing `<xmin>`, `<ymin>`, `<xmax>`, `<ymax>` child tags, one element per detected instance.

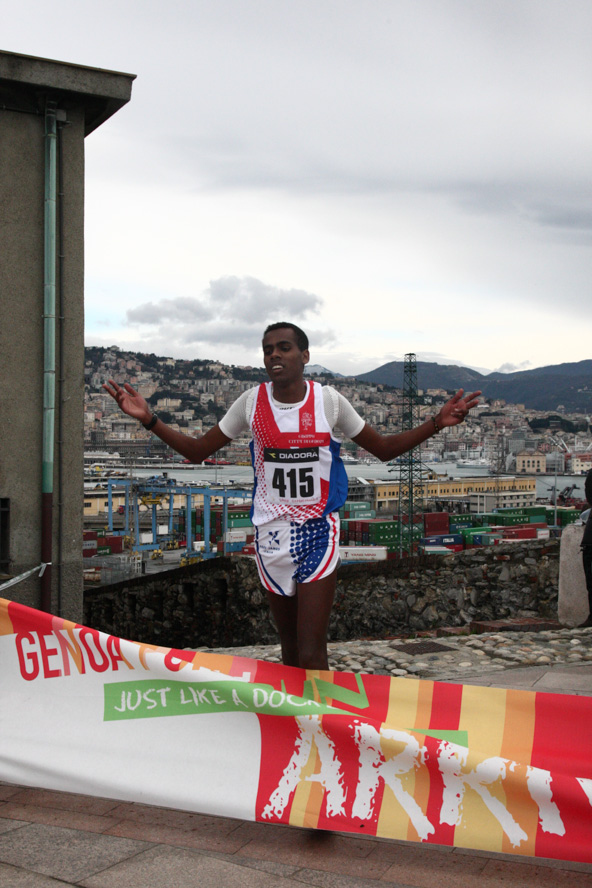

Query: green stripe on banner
<box><xmin>104</xmin><ymin>678</ymin><xmax>356</xmax><ymax>721</ymax></box>
<box><xmin>103</xmin><ymin>678</ymin><xmax>469</xmax><ymax>747</ymax></box>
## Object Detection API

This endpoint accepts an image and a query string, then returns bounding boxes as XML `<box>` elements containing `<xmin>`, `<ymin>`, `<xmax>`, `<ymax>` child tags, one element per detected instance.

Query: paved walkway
<box><xmin>196</xmin><ymin>623</ymin><xmax>592</xmax><ymax>682</ymax></box>
<box><xmin>2</xmin><ymin>658</ymin><xmax>592</xmax><ymax>887</ymax></box>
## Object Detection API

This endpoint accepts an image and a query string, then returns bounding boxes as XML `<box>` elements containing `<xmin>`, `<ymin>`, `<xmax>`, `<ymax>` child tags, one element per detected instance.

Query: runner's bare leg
<box><xmin>266</xmin><ymin>590</ymin><xmax>299</xmax><ymax>666</ymax></box>
<box><xmin>296</xmin><ymin>572</ymin><xmax>336</xmax><ymax>670</ymax></box>
<box><xmin>266</xmin><ymin>571</ymin><xmax>336</xmax><ymax>670</ymax></box>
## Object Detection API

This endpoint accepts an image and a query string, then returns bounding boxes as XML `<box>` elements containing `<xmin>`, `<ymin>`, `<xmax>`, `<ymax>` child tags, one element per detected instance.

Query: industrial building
<box><xmin>0</xmin><ymin>50</ymin><xmax>134</xmax><ymax>618</ymax></box>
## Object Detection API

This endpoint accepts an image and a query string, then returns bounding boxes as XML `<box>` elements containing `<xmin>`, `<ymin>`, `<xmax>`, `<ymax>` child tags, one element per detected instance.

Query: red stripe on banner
<box><xmin>7</xmin><ymin>600</ymin><xmax>54</xmax><ymax>635</ymax></box>
<box><xmin>256</xmin><ymin>712</ymin><xmax>303</xmax><ymax>826</ymax></box>
<box><xmin>423</xmin><ymin>735</ymin><xmax>456</xmax><ymax>847</ymax></box>
<box><xmin>530</xmin><ymin>692</ymin><xmax>592</xmax><ymax>862</ymax></box>
<box><xmin>253</xmin><ymin>662</ymin><xmax>325</xmax><ymax>828</ymax></box>
<box><xmin>429</xmin><ymin>681</ymin><xmax>464</xmax><ymax>730</ymax></box>
<box><xmin>422</xmin><ymin>685</ymin><xmax>464</xmax><ymax>846</ymax></box>
<box><xmin>531</xmin><ymin>692</ymin><xmax>592</xmax><ymax>777</ymax></box>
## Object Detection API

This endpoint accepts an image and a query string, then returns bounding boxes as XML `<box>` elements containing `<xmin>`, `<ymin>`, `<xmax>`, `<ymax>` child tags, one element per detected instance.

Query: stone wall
<box><xmin>83</xmin><ymin>540</ymin><xmax>560</xmax><ymax>649</ymax></box>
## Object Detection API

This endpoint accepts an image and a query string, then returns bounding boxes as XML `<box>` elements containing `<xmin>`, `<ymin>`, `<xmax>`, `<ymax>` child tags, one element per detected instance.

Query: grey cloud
<box><xmin>177</xmin><ymin>321</ymin><xmax>266</xmax><ymax>349</ymax></box>
<box><xmin>207</xmin><ymin>276</ymin><xmax>322</xmax><ymax>319</ymax></box>
<box><xmin>124</xmin><ymin>275</ymin><xmax>329</xmax><ymax>355</ymax></box>
<box><xmin>533</xmin><ymin>206</ymin><xmax>592</xmax><ymax>231</ymax></box>
<box><xmin>127</xmin><ymin>298</ymin><xmax>215</xmax><ymax>325</ymax></box>
<box><xmin>444</xmin><ymin>181</ymin><xmax>592</xmax><ymax>237</ymax></box>
<box><xmin>126</xmin><ymin>276</ymin><xmax>321</xmax><ymax>330</ymax></box>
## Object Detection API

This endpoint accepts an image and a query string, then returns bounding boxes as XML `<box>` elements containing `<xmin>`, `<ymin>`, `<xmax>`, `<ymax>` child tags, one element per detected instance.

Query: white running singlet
<box><xmin>249</xmin><ymin>381</ymin><xmax>348</xmax><ymax>526</ymax></box>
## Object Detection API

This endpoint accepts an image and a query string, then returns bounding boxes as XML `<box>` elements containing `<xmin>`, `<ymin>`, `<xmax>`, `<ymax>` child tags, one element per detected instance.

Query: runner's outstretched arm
<box><xmin>102</xmin><ymin>379</ymin><xmax>231</xmax><ymax>463</ymax></box>
<box><xmin>352</xmin><ymin>389</ymin><xmax>481</xmax><ymax>462</ymax></box>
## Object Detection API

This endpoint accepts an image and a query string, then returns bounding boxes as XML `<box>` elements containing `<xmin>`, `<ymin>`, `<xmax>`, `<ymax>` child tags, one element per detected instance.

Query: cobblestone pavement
<box><xmin>195</xmin><ymin>624</ymin><xmax>592</xmax><ymax>682</ymax></box>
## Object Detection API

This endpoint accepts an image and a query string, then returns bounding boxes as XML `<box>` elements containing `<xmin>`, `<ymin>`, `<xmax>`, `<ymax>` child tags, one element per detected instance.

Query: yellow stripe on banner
<box><xmin>377</xmin><ymin>678</ymin><xmax>424</xmax><ymax>840</ymax></box>
<box><xmin>501</xmin><ymin>689</ymin><xmax>536</xmax><ymax>766</ymax></box>
<box><xmin>384</xmin><ymin>676</ymin><xmax>423</xmax><ymax>728</ymax></box>
<box><xmin>289</xmin><ymin>740</ymin><xmax>321</xmax><ymax>829</ymax></box>
<box><xmin>289</xmin><ymin>671</ymin><xmax>336</xmax><ymax>829</ymax></box>
<box><xmin>500</xmin><ymin>689</ymin><xmax>538</xmax><ymax>857</ymax></box>
<box><xmin>0</xmin><ymin>600</ymin><xmax>13</xmax><ymax>636</ymax></box>
<box><xmin>454</xmin><ymin>685</ymin><xmax>508</xmax><ymax>852</ymax></box>
<box><xmin>407</xmin><ymin>732</ymin><xmax>431</xmax><ymax>843</ymax></box>
<box><xmin>191</xmin><ymin>652</ymin><xmax>234</xmax><ymax>675</ymax></box>
<box><xmin>414</xmin><ymin>679</ymin><xmax>435</xmax><ymax>732</ymax></box>
<box><xmin>51</xmin><ymin>615</ymin><xmax>78</xmax><ymax>636</ymax></box>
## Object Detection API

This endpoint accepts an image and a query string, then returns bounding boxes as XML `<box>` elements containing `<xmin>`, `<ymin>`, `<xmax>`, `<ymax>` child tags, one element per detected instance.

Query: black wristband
<box><xmin>142</xmin><ymin>414</ymin><xmax>158</xmax><ymax>431</ymax></box>
<box><xmin>431</xmin><ymin>416</ymin><xmax>442</xmax><ymax>434</ymax></box>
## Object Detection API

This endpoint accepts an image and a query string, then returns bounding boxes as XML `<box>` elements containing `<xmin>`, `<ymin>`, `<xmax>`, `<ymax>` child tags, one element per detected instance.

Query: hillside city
<box><xmin>85</xmin><ymin>346</ymin><xmax>592</xmax><ymax>475</ymax></box>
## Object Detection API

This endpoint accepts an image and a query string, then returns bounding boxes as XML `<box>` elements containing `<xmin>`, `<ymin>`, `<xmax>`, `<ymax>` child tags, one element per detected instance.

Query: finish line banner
<box><xmin>1</xmin><ymin>598</ymin><xmax>592</xmax><ymax>863</ymax></box>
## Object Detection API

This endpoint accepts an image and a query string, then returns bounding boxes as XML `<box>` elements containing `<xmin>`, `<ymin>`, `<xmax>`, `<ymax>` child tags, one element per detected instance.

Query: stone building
<box><xmin>0</xmin><ymin>50</ymin><xmax>134</xmax><ymax>619</ymax></box>
<box><xmin>516</xmin><ymin>451</ymin><xmax>546</xmax><ymax>474</ymax></box>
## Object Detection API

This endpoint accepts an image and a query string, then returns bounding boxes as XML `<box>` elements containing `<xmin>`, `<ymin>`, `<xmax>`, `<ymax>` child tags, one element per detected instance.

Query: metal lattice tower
<box><xmin>397</xmin><ymin>353</ymin><xmax>424</xmax><ymax>554</ymax></box>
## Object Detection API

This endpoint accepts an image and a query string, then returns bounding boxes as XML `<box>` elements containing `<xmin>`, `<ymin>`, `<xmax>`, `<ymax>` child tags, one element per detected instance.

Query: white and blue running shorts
<box><xmin>254</xmin><ymin>513</ymin><xmax>340</xmax><ymax>597</ymax></box>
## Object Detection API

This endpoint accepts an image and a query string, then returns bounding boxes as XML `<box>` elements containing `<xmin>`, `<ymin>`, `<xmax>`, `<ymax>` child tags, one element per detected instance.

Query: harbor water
<box><xmin>125</xmin><ymin>460</ymin><xmax>589</xmax><ymax>503</ymax></box>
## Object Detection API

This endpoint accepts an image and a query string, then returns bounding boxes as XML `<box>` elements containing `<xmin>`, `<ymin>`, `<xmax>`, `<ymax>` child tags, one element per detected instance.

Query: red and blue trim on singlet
<box><xmin>249</xmin><ymin>381</ymin><xmax>348</xmax><ymax>526</ymax></box>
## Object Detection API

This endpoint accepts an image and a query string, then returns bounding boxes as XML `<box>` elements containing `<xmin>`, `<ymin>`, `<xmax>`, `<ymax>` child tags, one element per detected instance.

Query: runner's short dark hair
<box><xmin>263</xmin><ymin>322</ymin><xmax>309</xmax><ymax>352</ymax></box>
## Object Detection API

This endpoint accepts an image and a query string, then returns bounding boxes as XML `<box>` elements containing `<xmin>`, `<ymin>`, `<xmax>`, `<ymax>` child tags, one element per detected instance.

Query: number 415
<box><xmin>272</xmin><ymin>467</ymin><xmax>314</xmax><ymax>498</ymax></box>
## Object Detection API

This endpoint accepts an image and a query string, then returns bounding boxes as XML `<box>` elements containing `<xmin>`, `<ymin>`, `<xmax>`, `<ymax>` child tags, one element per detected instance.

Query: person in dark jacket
<box><xmin>581</xmin><ymin>468</ymin><xmax>592</xmax><ymax>626</ymax></box>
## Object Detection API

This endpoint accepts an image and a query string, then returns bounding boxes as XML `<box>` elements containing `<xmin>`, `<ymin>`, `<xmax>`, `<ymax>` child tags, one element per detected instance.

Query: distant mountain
<box><xmin>356</xmin><ymin>359</ymin><xmax>592</xmax><ymax>413</ymax></box>
<box><xmin>305</xmin><ymin>364</ymin><xmax>343</xmax><ymax>377</ymax></box>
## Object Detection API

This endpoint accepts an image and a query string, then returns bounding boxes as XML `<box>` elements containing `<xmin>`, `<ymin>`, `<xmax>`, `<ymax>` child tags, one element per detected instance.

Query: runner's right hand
<box><xmin>102</xmin><ymin>380</ymin><xmax>152</xmax><ymax>424</ymax></box>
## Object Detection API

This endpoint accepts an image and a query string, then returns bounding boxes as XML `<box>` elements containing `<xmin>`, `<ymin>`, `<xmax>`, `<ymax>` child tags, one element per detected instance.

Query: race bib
<box><xmin>263</xmin><ymin>447</ymin><xmax>321</xmax><ymax>504</ymax></box>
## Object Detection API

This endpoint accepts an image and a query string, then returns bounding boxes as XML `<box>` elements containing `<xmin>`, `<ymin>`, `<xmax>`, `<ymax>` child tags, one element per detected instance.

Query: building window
<box><xmin>0</xmin><ymin>499</ymin><xmax>9</xmax><ymax>573</ymax></box>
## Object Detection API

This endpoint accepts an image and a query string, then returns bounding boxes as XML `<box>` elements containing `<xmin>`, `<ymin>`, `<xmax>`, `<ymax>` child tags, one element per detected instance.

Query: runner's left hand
<box><xmin>436</xmin><ymin>389</ymin><xmax>481</xmax><ymax>428</ymax></box>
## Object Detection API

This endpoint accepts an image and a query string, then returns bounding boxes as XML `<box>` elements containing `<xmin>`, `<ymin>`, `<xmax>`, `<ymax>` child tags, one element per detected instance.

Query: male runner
<box><xmin>104</xmin><ymin>323</ymin><xmax>480</xmax><ymax>669</ymax></box>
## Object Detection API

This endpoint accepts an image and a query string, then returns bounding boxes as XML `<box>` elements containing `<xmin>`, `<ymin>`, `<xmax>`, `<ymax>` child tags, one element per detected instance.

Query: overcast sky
<box><xmin>5</xmin><ymin>1</ymin><xmax>592</xmax><ymax>376</ymax></box>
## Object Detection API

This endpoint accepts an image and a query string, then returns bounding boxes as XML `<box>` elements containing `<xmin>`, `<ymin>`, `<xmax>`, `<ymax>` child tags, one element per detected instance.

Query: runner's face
<box><xmin>262</xmin><ymin>328</ymin><xmax>309</xmax><ymax>384</ymax></box>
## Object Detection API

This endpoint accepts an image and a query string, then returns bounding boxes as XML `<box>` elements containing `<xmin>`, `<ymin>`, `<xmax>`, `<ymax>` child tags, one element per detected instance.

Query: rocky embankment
<box><xmin>84</xmin><ymin>539</ymin><xmax>562</xmax><ymax>650</ymax></box>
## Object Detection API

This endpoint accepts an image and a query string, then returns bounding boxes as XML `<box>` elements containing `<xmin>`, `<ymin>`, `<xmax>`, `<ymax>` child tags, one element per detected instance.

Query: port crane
<box><xmin>104</xmin><ymin>477</ymin><xmax>252</xmax><ymax>558</ymax></box>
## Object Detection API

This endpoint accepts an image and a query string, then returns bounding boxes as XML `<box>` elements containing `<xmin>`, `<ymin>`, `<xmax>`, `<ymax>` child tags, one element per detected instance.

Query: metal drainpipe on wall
<box><xmin>41</xmin><ymin>100</ymin><xmax>58</xmax><ymax>612</ymax></box>
<box><xmin>56</xmin><ymin>115</ymin><xmax>66</xmax><ymax>616</ymax></box>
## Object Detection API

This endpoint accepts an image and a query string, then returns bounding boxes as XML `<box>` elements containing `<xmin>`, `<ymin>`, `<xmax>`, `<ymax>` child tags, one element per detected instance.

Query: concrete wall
<box><xmin>0</xmin><ymin>51</ymin><xmax>134</xmax><ymax>619</ymax></box>
<box><xmin>83</xmin><ymin>541</ymin><xmax>561</xmax><ymax>649</ymax></box>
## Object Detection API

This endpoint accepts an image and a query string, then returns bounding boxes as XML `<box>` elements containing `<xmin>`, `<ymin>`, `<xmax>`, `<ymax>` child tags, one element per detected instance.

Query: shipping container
<box><xmin>216</xmin><ymin>541</ymin><xmax>246</xmax><ymax>553</ymax></box>
<box><xmin>339</xmin><ymin>546</ymin><xmax>387</xmax><ymax>562</ymax></box>
<box><xmin>449</xmin><ymin>514</ymin><xmax>474</xmax><ymax>526</ymax></box>
<box><xmin>557</xmin><ymin>509</ymin><xmax>580</xmax><ymax>527</ymax></box>
<box><xmin>223</xmin><ymin>530</ymin><xmax>248</xmax><ymax>542</ymax></box>
<box><xmin>503</xmin><ymin>527</ymin><xmax>537</xmax><ymax>540</ymax></box>
<box><xmin>105</xmin><ymin>536</ymin><xmax>124</xmax><ymax>554</ymax></box>
<box><xmin>418</xmin><ymin>545</ymin><xmax>454</xmax><ymax>556</ymax></box>
<box><xmin>424</xmin><ymin>512</ymin><xmax>450</xmax><ymax>535</ymax></box>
